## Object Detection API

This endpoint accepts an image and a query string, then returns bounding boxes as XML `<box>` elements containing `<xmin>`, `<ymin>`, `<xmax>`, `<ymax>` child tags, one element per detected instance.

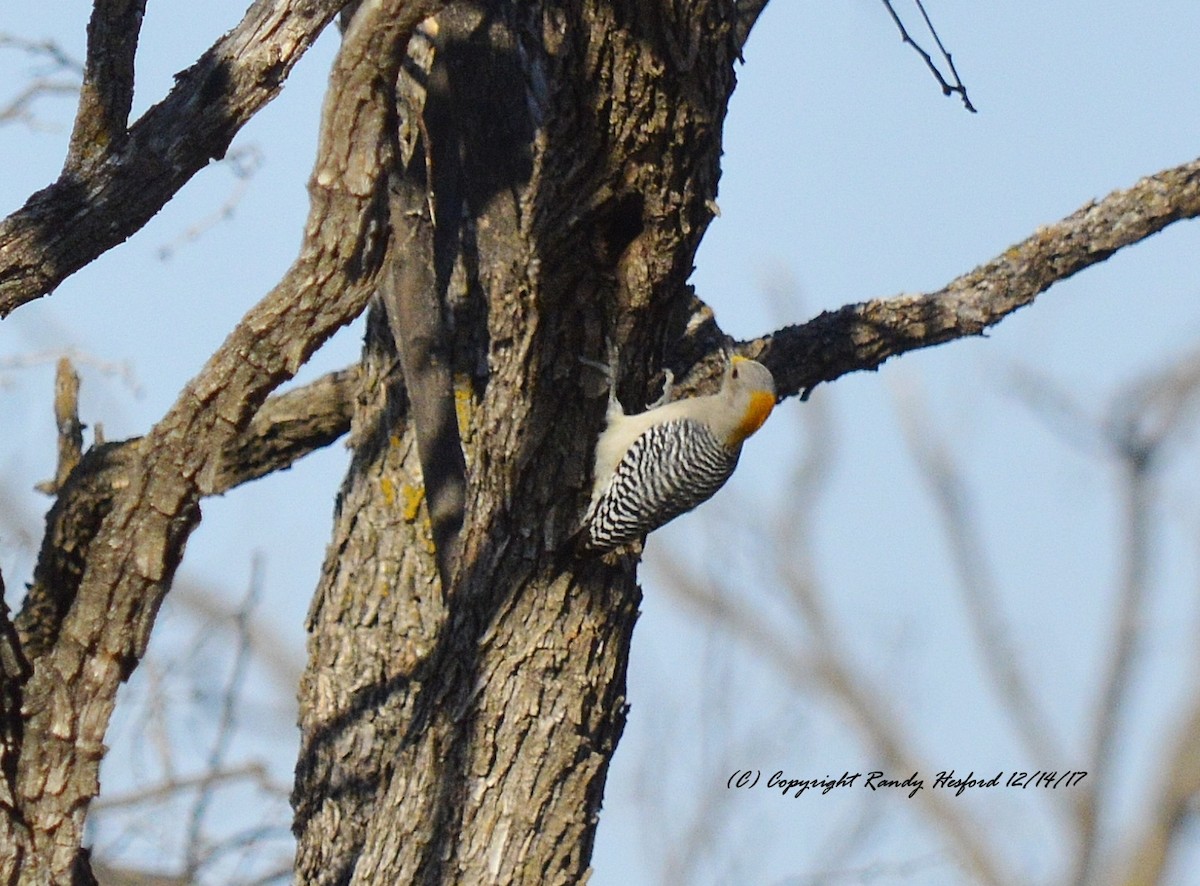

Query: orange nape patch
<box><xmin>732</xmin><ymin>390</ymin><xmax>775</xmax><ymax>443</ymax></box>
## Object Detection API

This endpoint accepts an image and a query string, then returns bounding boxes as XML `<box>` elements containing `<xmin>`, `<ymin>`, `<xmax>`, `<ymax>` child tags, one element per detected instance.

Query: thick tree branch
<box><xmin>0</xmin><ymin>0</ymin><xmax>352</xmax><ymax>316</ymax></box>
<box><xmin>15</xmin><ymin>368</ymin><xmax>358</xmax><ymax>664</ymax></box>
<box><xmin>751</xmin><ymin>156</ymin><xmax>1200</xmax><ymax>399</ymax></box>
<box><xmin>66</xmin><ymin>0</ymin><xmax>147</xmax><ymax>170</ymax></box>
<box><xmin>213</xmin><ymin>366</ymin><xmax>358</xmax><ymax>492</ymax></box>
<box><xmin>5</xmin><ymin>1</ymin><xmax>442</xmax><ymax>877</ymax></box>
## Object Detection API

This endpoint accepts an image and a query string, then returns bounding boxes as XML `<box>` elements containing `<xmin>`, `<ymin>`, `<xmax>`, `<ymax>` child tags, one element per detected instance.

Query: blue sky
<box><xmin>3</xmin><ymin>1</ymin><xmax>1200</xmax><ymax>883</ymax></box>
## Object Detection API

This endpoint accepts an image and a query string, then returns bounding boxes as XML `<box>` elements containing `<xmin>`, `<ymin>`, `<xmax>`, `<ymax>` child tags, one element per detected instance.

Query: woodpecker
<box><xmin>581</xmin><ymin>355</ymin><xmax>776</xmax><ymax>552</ymax></box>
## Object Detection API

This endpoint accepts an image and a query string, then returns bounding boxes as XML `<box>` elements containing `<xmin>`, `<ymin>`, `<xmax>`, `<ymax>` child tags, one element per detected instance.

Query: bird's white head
<box><xmin>721</xmin><ymin>355</ymin><xmax>776</xmax><ymax>446</ymax></box>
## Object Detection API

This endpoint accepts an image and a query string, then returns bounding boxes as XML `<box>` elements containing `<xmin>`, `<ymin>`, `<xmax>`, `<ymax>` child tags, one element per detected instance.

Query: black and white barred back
<box><xmin>582</xmin><ymin>418</ymin><xmax>740</xmax><ymax>552</ymax></box>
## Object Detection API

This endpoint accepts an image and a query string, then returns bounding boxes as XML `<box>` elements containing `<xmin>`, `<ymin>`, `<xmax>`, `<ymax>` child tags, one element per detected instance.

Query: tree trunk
<box><xmin>5</xmin><ymin>0</ymin><xmax>1200</xmax><ymax>882</ymax></box>
<box><xmin>293</xmin><ymin>1</ymin><xmax>738</xmax><ymax>881</ymax></box>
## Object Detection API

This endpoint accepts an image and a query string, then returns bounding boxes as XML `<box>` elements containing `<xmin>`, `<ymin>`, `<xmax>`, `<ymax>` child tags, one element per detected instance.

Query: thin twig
<box><xmin>1073</xmin><ymin>445</ymin><xmax>1152</xmax><ymax>886</ymax></box>
<box><xmin>0</xmin><ymin>80</ymin><xmax>79</xmax><ymax>129</ymax></box>
<box><xmin>0</xmin><ymin>347</ymin><xmax>142</xmax><ymax>396</ymax></box>
<box><xmin>93</xmin><ymin>762</ymin><xmax>281</xmax><ymax>812</ymax></box>
<box><xmin>0</xmin><ymin>33</ymin><xmax>84</xmax><ymax>129</ymax></box>
<box><xmin>0</xmin><ymin>35</ymin><xmax>85</xmax><ymax>74</ymax></box>
<box><xmin>880</xmin><ymin>0</ymin><xmax>976</xmax><ymax>112</ymax></box>
<box><xmin>182</xmin><ymin>555</ymin><xmax>264</xmax><ymax>879</ymax></box>
<box><xmin>156</xmin><ymin>146</ymin><xmax>265</xmax><ymax>261</ymax></box>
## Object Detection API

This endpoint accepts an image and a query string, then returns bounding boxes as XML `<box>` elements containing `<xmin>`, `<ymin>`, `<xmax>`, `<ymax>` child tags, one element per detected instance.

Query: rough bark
<box><xmin>0</xmin><ymin>1</ymin><xmax>442</xmax><ymax>881</ymax></box>
<box><xmin>756</xmin><ymin>156</ymin><xmax>1200</xmax><ymax>399</ymax></box>
<box><xmin>2</xmin><ymin>0</ymin><xmax>1200</xmax><ymax>883</ymax></box>
<box><xmin>293</xmin><ymin>2</ymin><xmax>738</xmax><ymax>881</ymax></box>
<box><xmin>0</xmin><ymin>0</ymin><xmax>352</xmax><ymax>316</ymax></box>
<box><xmin>66</xmin><ymin>0</ymin><xmax>147</xmax><ymax>170</ymax></box>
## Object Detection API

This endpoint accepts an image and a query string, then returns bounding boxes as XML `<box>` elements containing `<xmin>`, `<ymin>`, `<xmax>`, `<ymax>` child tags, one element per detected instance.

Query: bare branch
<box><xmin>156</xmin><ymin>145</ymin><xmax>265</xmax><ymax>261</ymax></box>
<box><xmin>92</xmin><ymin>762</ymin><xmax>283</xmax><ymax>813</ymax></box>
<box><xmin>880</xmin><ymin>0</ymin><xmax>976</xmax><ymax>112</ymax></box>
<box><xmin>1119</xmin><ymin>702</ymin><xmax>1200</xmax><ymax>886</ymax></box>
<box><xmin>1008</xmin><ymin>366</ymin><xmax>1113</xmax><ymax>457</ymax></box>
<box><xmin>182</xmin><ymin>556</ymin><xmax>263</xmax><ymax>879</ymax></box>
<box><xmin>0</xmin><ymin>347</ymin><xmax>141</xmax><ymax>395</ymax></box>
<box><xmin>1072</xmin><ymin>438</ymin><xmax>1153</xmax><ymax>886</ymax></box>
<box><xmin>0</xmin><ymin>0</ymin><xmax>354</xmax><ymax>316</ymax></box>
<box><xmin>212</xmin><ymin>366</ymin><xmax>358</xmax><ymax>493</ymax></box>
<box><xmin>752</xmin><ymin>156</ymin><xmax>1200</xmax><ymax>400</ymax></box>
<box><xmin>1108</xmin><ymin>348</ymin><xmax>1200</xmax><ymax>456</ymax></box>
<box><xmin>66</xmin><ymin>0</ymin><xmax>148</xmax><ymax>170</ymax></box>
<box><xmin>88</xmin><ymin>862</ymin><xmax>188</xmax><ymax>886</ymax></box>
<box><xmin>0</xmin><ymin>33</ymin><xmax>83</xmax><ymax>129</ymax></box>
<box><xmin>0</xmin><ymin>35</ymin><xmax>85</xmax><ymax>74</ymax></box>
<box><xmin>6</xmin><ymin>2</ymin><xmax>443</xmax><ymax>875</ymax></box>
<box><xmin>1071</xmin><ymin>353</ymin><xmax>1200</xmax><ymax>885</ymax></box>
<box><xmin>171</xmin><ymin>578</ymin><xmax>304</xmax><ymax>697</ymax></box>
<box><xmin>32</xmin><ymin>358</ymin><xmax>85</xmax><ymax>496</ymax></box>
<box><xmin>0</xmin><ymin>80</ymin><xmax>79</xmax><ymax>129</ymax></box>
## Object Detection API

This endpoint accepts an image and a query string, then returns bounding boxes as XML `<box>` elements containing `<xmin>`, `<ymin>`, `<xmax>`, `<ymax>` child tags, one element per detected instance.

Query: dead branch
<box><xmin>0</xmin><ymin>0</ymin><xmax>354</xmax><ymax>316</ymax></box>
<box><xmin>38</xmin><ymin>357</ymin><xmax>85</xmax><ymax>495</ymax></box>
<box><xmin>3</xmin><ymin>2</ymin><xmax>443</xmax><ymax>877</ymax></box>
<box><xmin>751</xmin><ymin>156</ymin><xmax>1200</xmax><ymax>401</ymax></box>
<box><xmin>66</xmin><ymin>0</ymin><xmax>147</xmax><ymax>170</ymax></box>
